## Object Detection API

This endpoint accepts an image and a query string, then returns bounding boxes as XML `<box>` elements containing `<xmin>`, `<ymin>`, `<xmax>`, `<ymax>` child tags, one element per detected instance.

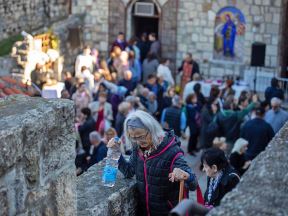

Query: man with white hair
<box><xmin>86</xmin><ymin>131</ymin><xmax>107</xmax><ymax>168</ymax></box>
<box><xmin>160</xmin><ymin>95</ymin><xmax>186</xmax><ymax>137</ymax></box>
<box><xmin>118</xmin><ymin>70</ymin><xmax>137</xmax><ymax>95</ymax></box>
<box><xmin>265</xmin><ymin>97</ymin><xmax>288</xmax><ymax>133</ymax></box>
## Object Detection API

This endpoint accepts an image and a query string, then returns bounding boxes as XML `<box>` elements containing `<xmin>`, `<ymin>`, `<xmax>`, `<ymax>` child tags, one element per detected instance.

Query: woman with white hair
<box><xmin>229</xmin><ymin>138</ymin><xmax>251</xmax><ymax>176</ymax></box>
<box><xmin>108</xmin><ymin>110</ymin><xmax>198</xmax><ymax>216</ymax></box>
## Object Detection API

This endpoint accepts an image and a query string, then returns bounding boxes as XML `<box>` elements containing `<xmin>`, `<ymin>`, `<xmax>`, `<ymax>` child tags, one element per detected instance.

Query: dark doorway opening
<box><xmin>133</xmin><ymin>16</ymin><xmax>159</xmax><ymax>38</ymax></box>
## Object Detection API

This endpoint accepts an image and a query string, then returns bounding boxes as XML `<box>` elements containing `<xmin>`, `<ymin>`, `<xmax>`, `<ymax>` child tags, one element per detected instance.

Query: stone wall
<box><xmin>108</xmin><ymin>0</ymin><xmax>126</xmax><ymax>48</ymax></box>
<box><xmin>161</xmin><ymin>0</ymin><xmax>178</xmax><ymax>71</ymax></box>
<box><xmin>0</xmin><ymin>95</ymin><xmax>76</xmax><ymax>216</ymax></box>
<box><xmin>77</xmin><ymin>160</ymin><xmax>137</xmax><ymax>216</ymax></box>
<box><xmin>72</xmin><ymin>0</ymin><xmax>109</xmax><ymax>53</ymax></box>
<box><xmin>176</xmin><ymin>0</ymin><xmax>284</xmax><ymax>77</ymax></box>
<box><xmin>280</xmin><ymin>0</ymin><xmax>288</xmax><ymax>75</ymax></box>
<box><xmin>208</xmin><ymin>122</ymin><xmax>288</xmax><ymax>216</ymax></box>
<box><xmin>0</xmin><ymin>0</ymin><xmax>71</xmax><ymax>41</ymax></box>
<box><xmin>49</xmin><ymin>15</ymin><xmax>84</xmax><ymax>72</ymax></box>
<box><xmin>0</xmin><ymin>57</ymin><xmax>14</xmax><ymax>76</ymax></box>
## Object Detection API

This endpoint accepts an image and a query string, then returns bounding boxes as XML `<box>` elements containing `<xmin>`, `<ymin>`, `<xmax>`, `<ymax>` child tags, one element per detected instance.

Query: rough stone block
<box><xmin>262</xmin><ymin>0</ymin><xmax>271</xmax><ymax>6</ymax></box>
<box><xmin>265</xmin><ymin>13</ymin><xmax>273</xmax><ymax>22</ymax></box>
<box><xmin>203</xmin><ymin>28</ymin><xmax>214</xmax><ymax>36</ymax></box>
<box><xmin>250</xmin><ymin>6</ymin><xmax>260</xmax><ymax>15</ymax></box>
<box><xmin>51</xmin><ymin>170</ymin><xmax>77</xmax><ymax>216</ymax></box>
<box><xmin>77</xmin><ymin>161</ymin><xmax>136</xmax><ymax>216</ymax></box>
<box><xmin>272</xmin><ymin>14</ymin><xmax>280</xmax><ymax>24</ymax></box>
<box><xmin>0</xmin><ymin>189</ymin><xmax>9</xmax><ymax>216</ymax></box>
<box><xmin>0</xmin><ymin>95</ymin><xmax>76</xmax><ymax>216</ymax></box>
<box><xmin>266</xmin><ymin>45</ymin><xmax>278</xmax><ymax>56</ymax></box>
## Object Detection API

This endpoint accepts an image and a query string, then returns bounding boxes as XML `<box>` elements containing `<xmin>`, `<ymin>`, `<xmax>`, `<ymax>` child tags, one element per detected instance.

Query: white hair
<box><xmin>89</xmin><ymin>131</ymin><xmax>101</xmax><ymax>142</ymax></box>
<box><xmin>124</xmin><ymin>110</ymin><xmax>165</xmax><ymax>148</ymax></box>
<box><xmin>172</xmin><ymin>95</ymin><xmax>181</xmax><ymax>106</ymax></box>
<box><xmin>271</xmin><ymin>97</ymin><xmax>282</xmax><ymax>106</ymax></box>
<box><xmin>118</xmin><ymin>101</ymin><xmax>131</xmax><ymax>115</ymax></box>
<box><xmin>232</xmin><ymin>138</ymin><xmax>248</xmax><ymax>154</ymax></box>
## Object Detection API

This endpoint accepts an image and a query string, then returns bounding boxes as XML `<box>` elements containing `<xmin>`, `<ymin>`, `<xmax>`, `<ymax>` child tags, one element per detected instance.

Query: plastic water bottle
<box><xmin>102</xmin><ymin>137</ymin><xmax>121</xmax><ymax>187</ymax></box>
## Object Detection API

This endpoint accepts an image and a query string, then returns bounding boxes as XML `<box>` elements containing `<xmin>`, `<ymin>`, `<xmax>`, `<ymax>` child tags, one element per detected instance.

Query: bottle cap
<box><xmin>114</xmin><ymin>137</ymin><xmax>120</xmax><ymax>143</ymax></box>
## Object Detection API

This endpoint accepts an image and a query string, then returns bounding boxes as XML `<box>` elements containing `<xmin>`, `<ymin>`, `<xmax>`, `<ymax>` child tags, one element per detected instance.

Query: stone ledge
<box><xmin>208</xmin><ymin>122</ymin><xmax>288</xmax><ymax>216</ymax></box>
<box><xmin>77</xmin><ymin>160</ymin><xmax>137</xmax><ymax>216</ymax></box>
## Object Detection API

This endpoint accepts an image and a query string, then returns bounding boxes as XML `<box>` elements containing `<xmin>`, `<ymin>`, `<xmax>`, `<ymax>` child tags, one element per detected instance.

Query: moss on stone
<box><xmin>0</xmin><ymin>34</ymin><xmax>24</xmax><ymax>57</ymax></box>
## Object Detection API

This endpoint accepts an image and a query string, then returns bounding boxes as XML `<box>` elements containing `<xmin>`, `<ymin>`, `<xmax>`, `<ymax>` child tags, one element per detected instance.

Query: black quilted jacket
<box><xmin>118</xmin><ymin>131</ymin><xmax>197</xmax><ymax>216</ymax></box>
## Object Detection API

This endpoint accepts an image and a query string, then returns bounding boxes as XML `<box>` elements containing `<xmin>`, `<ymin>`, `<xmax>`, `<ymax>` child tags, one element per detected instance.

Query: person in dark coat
<box><xmin>78</xmin><ymin>107</ymin><xmax>96</xmax><ymax>154</ymax></box>
<box><xmin>30</xmin><ymin>63</ymin><xmax>45</xmax><ymax>89</ymax></box>
<box><xmin>144</xmin><ymin>74</ymin><xmax>164</xmax><ymax>98</ymax></box>
<box><xmin>214</xmin><ymin>94</ymin><xmax>257</xmax><ymax>148</ymax></box>
<box><xmin>76</xmin><ymin>131</ymin><xmax>108</xmax><ymax>175</ymax></box>
<box><xmin>142</xmin><ymin>52</ymin><xmax>159</xmax><ymax>83</ymax></box>
<box><xmin>108</xmin><ymin>110</ymin><xmax>198</xmax><ymax>216</ymax></box>
<box><xmin>264</xmin><ymin>78</ymin><xmax>284</xmax><ymax>103</ymax></box>
<box><xmin>240</xmin><ymin>107</ymin><xmax>275</xmax><ymax>160</ymax></box>
<box><xmin>148</xmin><ymin>33</ymin><xmax>161</xmax><ymax>58</ymax></box>
<box><xmin>111</xmin><ymin>32</ymin><xmax>127</xmax><ymax>51</ymax></box>
<box><xmin>184</xmin><ymin>93</ymin><xmax>201</xmax><ymax>155</ymax></box>
<box><xmin>86</xmin><ymin>131</ymin><xmax>108</xmax><ymax>168</ymax></box>
<box><xmin>201</xmin><ymin>148</ymin><xmax>240</xmax><ymax>207</ymax></box>
<box><xmin>161</xmin><ymin>95</ymin><xmax>186</xmax><ymax>138</ymax></box>
<box><xmin>137</xmin><ymin>33</ymin><xmax>150</xmax><ymax>63</ymax></box>
<box><xmin>229</xmin><ymin>138</ymin><xmax>251</xmax><ymax>176</ymax></box>
<box><xmin>118</xmin><ymin>70</ymin><xmax>137</xmax><ymax>96</ymax></box>
<box><xmin>200</xmin><ymin>97</ymin><xmax>220</xmax><ymax>149</ymax></box>
<box><xmin>162</xmin><ymin>87</ymin><xmax>175</xmax><ymax>111</ymax></box>
<box><xmin>193</xmin><ymin>83</ymin><xmax>206</xmax><ymax>110</ymax></box>
<box><xmin>139</xmin><ymin>88</ymin><xmax>150</xmax><ymax>109</ymax></box>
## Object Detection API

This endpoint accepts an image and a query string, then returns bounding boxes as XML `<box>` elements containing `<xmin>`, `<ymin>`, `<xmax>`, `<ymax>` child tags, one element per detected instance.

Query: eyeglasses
<box><xmin>129</xmin><ymin>131</ymin><xmax>149</xmax><ymax>143</ymax></box>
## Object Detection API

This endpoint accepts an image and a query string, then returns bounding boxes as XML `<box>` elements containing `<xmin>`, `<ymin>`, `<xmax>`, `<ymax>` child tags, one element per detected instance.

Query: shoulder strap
<box><xmin>169</xmin><ymin>152</ymin><xmax>184</xmax><ymax>173</ymax></box>
<box><xmin>229</xmin><ymin>172</ymin><xmax>241</xmax><ymax>182</ymax></box>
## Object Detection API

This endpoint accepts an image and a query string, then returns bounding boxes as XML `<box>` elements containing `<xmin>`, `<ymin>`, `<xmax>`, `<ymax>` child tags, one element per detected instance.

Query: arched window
<box><xmin>213</xmin><ymin>7</ymin><xmax>246</xmax><ymax>62</ymax></box>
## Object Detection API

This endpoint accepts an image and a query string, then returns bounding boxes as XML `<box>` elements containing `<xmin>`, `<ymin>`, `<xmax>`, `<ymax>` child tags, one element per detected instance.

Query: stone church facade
<box><xmin>0</xmin><ymin>0</ymin><xmax>287</xmax><ymax>78</ymax></box>
<box><xmin>73</xmin><ymin>0</ymin><xmax>288</xmax><ymax>78</ymax></box>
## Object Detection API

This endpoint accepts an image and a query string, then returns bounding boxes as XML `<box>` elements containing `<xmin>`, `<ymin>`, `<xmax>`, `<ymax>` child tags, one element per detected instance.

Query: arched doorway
<box><xmin>127</xmin><ymin>0</ymin><xmax>161</xmax><ymax>40</ymax></box>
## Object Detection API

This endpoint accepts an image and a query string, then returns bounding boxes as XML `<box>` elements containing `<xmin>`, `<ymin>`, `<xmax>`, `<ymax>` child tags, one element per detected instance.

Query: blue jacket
<box><xmin>88</xmin><ymin>142</ymin><xmax>108</xmax><ymax>167</ymax></box>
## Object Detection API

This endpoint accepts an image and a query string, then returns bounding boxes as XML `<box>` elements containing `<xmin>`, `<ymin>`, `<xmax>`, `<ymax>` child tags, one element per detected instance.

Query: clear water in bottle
<box><xmin>102</xmin><ymin>137</ymin><xmax>121</xmax><ymax>187</ymax></box>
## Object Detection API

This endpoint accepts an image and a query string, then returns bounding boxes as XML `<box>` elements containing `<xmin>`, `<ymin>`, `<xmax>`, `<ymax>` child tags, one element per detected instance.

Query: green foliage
<box><xmin>0</xmin><ymin>34</ymin><xmax>24</xmax><ymax>56</ymax></box>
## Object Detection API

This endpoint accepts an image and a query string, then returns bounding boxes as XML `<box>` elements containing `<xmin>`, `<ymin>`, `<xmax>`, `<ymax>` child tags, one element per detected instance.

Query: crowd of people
<box><xmin>56</xmin><ymin>31</ymin><xmax>287</xmax><ymax>213</ymax></box>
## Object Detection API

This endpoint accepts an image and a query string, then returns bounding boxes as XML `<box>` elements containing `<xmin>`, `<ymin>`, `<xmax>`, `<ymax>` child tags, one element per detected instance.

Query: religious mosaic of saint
<box><xmin>214</xmin><ymin>7</ymin><xmax>246</xmax><ymax>62</ymax></box>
